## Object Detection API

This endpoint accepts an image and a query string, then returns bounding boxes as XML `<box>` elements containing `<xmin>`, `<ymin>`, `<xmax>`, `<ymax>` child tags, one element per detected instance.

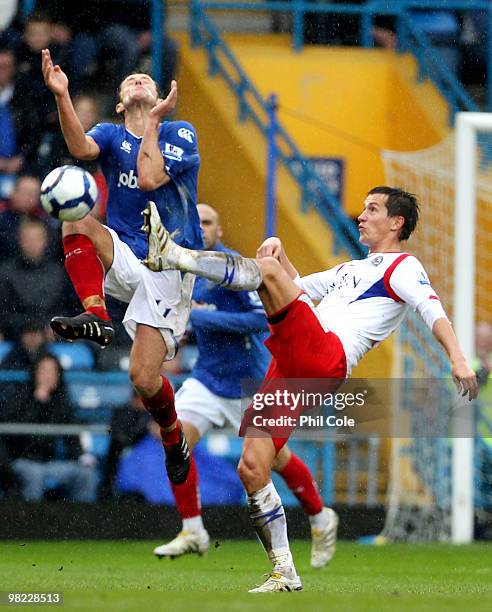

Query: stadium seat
<box><xmin>48</xmin><ymin>343</ymin><xmax>95</xmax><ymax>370</ymax></box>
<box><xmin>65</xmin><ymin>371</ymin><xmax>132</xmax><ymax>422</ymax></box>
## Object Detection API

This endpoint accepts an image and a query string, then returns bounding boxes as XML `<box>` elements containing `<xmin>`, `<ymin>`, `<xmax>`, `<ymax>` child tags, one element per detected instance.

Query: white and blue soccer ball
<box><xmin>40</xmin><ymin>165</ymin><xmax>98</xmax><ymax>222</ymax></box>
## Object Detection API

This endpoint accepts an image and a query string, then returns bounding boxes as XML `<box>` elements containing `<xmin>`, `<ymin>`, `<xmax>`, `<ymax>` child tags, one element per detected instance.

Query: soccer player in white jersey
<box><xmin>142</xmin><ymin>186</ymin><xmax>478</xmax><ymax>592</ymax></box>
<box><xmin>41</xmin><ymin>49</ymin><xmax>203</xmax><ymax>486</ymax></box>
<box><xmin>153</xmin><ymin>204</ymin><xmax>338</xmax><ymax>569</ymax></box>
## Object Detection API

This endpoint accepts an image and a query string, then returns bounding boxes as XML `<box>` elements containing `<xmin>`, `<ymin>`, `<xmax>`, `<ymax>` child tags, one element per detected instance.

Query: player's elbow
<box><xmin>138</xmin><ymin>175</ymin><xmax>157</xmax><ymax>191</ymax></box>
<box><xmin>138</xmin><ymin>173</ymin><xmax>171</xmax><ymax>191</ymax></box>
<box><xmin>68</xmin><ymin>144</ymin><xmax>97</xmax><ymax>161</ymax></box>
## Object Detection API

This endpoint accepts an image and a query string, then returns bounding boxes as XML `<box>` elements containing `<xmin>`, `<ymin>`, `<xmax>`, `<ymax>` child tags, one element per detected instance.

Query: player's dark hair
<box><xmin>367</xmin><ymin>186</ymin><xmax>420</xmax><ymax>241</ymax></box>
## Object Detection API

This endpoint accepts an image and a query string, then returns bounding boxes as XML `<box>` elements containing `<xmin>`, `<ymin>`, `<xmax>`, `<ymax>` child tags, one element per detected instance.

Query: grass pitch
<box><xmin>0</xmin><ymin>540</ymin><xmax>491</xmax><ymax>611</ymax></box>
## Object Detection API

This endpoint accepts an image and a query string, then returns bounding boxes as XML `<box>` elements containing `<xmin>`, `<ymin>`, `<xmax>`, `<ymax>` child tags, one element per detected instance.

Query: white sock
<box><xmin>309</xmin><ymin>508</ymin><xmax>329</xmax><ymax>530</ymax></box>
<box><xmin>248</xmin><ymin>481</ymin><xmax>296</xmax><ymax>572</ymax></box>
<box><xmin>182</xmin><ymin>515</ymin><xmax>205</xmax><ymax>533</ymax></box>
<box><xmin>167</xmin><ymin>243</ymin><xmax>262</xmax><ymax>291</ymax></box>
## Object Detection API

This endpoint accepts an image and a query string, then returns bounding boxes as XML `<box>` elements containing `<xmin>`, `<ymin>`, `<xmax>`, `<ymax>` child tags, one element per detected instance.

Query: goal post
<box><xmin>453</xmin><ymin>112</ymin><xmax>492</xmax><ymax>543</ymax></box>
<box><xmin>380</xmin><ymin>112</ymin><xmax>492</xmax><ymax>544</ymax></box>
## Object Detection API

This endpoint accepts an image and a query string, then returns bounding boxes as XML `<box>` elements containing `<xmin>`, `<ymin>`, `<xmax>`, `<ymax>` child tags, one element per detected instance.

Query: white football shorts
<box><xmin>175</xmin><ymin>377</ymin><xmax>243</xmax><ymax>436</ymax></box>
<box><xmin>103</xmin><ymin>226</ymin><xmax>193</xmax><ymax>359</ymax></box>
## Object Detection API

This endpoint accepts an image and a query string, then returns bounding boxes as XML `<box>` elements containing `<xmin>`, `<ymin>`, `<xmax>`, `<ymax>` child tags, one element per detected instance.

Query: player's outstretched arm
<box><xmin>256</xmin><ymin>237</ymin><xmax>298</xmax><ymax>279</ymax></box>
<box><xmin>137</xmin><ymin>81</ymin><xmax>178</xmax><ymax>191</ymax></box>
<box><xmin>41</xmin><ymin>49</ymin><xmax>99</xmax><ymax>161</ymax></box>
<box><xmin>432</xmin><ymin>318</ymin><xmax>478</xmax><ymax>400</ymax></box>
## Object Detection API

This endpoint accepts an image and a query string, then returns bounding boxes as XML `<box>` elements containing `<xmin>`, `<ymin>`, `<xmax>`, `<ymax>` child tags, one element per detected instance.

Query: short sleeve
<box><xmin>161</xmin><ymin>121</ymin><xmax>199</xmax><ymax>178</ymax></box>
<box><xmin>389</xmin><ymin>256</ymin><xmax>441</xmax><ymax>310</ymax></box>
<box><xmin>86</xmin><ymin>123</ymin><xmax>117</xmax><ymax>157</ymax></box>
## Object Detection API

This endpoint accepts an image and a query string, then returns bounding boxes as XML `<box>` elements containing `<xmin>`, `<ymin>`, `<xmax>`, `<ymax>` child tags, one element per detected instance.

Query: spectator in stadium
<box><xmin>153</xmin><ymin>203</ymin><xmax>338</xmax><ymax>569</ymax></box>
<box><xmin>0</xmin><ymin>319</ymin><xmax>49</xmax><ymax>370</ymax></box>
<box><xmin>4</xmin><ymin>353</ymin><xmax>98</xmax><ymax>502</ymax></box>
<box><xmin>98</xmin><ymin>389</ymin><xmax>150</xmax><ymax>499</ymax></box>
<box><xmin>37</xmin><ymin>1</ymin><xmax>178</xmax><ymax>101</ymax></box>
<box><xmin>0</xmin><ymin>218</ymin><xmax>66</xmax><ymax>339</ymax></box>
<box><xmin>143</xmin><ymin>186</ymin><xmax>478</xmax><ymax>592</ymax></box>
<box><xmin>7</xmin><ymin>12</ymin><xmax>67</xmax><ymax>174</ymax></box>
<box><xmin>0</xmin><ymin>174</ymin><xmax>59</xmax><ymax>259</ymax></box>
<box><xmin>0</xmin><ymin>47</ymin><xmax>22</xmax><ymax>197</ymax></box>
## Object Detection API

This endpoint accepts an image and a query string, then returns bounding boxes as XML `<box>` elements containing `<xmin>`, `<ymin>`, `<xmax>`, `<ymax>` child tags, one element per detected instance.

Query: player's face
<box><xmin>118</xmin><ymin>74</ymin><xmax>158</xmax><ymax>109</ymax></box>
<box><xmin>198</xmin><ymin>204</ymin><xmax>223</xmax><ymax>249</ymax></box>
<box><xmin>357</xmin><ymin>193</ymin><xmax>403</xmax><ymax>249</ymax></box>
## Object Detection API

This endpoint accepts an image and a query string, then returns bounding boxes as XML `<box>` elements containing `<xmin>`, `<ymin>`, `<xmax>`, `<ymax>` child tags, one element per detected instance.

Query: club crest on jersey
<box><xmin>120</xmin><ymin>140</ymin><xmax>132</xmax><ymax>154</ymax></box>
<box><xmin>178</xmin><ymin>127</ymin><xmax>194</xmax><ymax>143</ymax></box>
<box><xmin>371</xmin><ymin>256</ymin><xmax>383</xmax><ymax>266</ymax></box>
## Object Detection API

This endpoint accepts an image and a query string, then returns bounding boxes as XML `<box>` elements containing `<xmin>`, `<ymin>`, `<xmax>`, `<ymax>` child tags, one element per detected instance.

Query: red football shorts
<box><xmin>240</xmin><ymin>293</ymin><xmax>347</xmax><ymax>452</ymax></box>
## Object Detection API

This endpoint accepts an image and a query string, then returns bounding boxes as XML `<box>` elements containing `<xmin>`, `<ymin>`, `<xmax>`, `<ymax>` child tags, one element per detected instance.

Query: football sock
<box><xmin>279</xmin><ymin>453</ymin><xmax>323</xmax><ymax>516</ymax></box>
<box><xmin>141</xmin><ymin>376</ymin><xmax>178</xmax><ymax>440</ymax></box>
<box><xmin>248</xmin><ymin>481</ymin><xmax>296</xmax><ymax>573</ymax></box>
<box><xmin>63</xmin><ymin>234</ymin><xmax>110</xmax><ymax>320</ymax></box>
<box><xmin>164</xmin><ymin>243</ymin><xmax>262</xmax><ymax>291</ymax></box>
<box><xmin>309</xmin><ymin>509</ymin><xmax>330</xmax><ymax>530</ymax></box>
<box><xmin>170</xmin><ymin>454</ymin><xmax>202</xmax><ymax>525</ymax></box>
<box><xmin>182</xmin><ymin>514</ymin><xmax>205</xmax><ymax>533</ymax></box>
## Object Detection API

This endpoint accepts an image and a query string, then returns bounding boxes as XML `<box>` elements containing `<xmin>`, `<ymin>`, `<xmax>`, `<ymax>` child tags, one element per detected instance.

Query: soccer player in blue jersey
<box><xmin>153</xmin><ymin>204</ymin><xmax>339</xmax><ymax>569</ymax></box>
<box><xmin>41</xmin><ymin>48</ymin><xmax>202</xmax><ymax>484</ymax></box>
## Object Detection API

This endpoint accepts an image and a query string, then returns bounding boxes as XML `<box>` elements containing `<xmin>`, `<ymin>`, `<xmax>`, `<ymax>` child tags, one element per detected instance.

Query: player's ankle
<box><xmin>85</xmin><ymin>305</ymin><xmax>111</xmax><ymax>321</ymax></box>
<box><xmin>182</xmin><ymin>515</ymin><xmax>205</xmax><ymax>533</ymax></box>
<box><xmin>161</xmin><ymin>421</ymin><xmax>181</xmax><ymax>446</ymax></box>
<box><xmin>309</xmin><ymin>508</ymin><xmax>329</xmax><ymax>529</ymax></box>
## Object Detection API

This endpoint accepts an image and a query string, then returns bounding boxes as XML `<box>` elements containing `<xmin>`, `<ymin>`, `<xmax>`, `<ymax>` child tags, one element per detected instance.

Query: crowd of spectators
<box><xmin>0</xmin><ymin>2</ymin><xmax>180</xmax><ymax>503</ymax></box>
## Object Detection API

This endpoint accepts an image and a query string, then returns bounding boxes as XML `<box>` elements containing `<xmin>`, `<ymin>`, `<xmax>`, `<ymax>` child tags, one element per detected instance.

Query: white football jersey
<box><xmin>295</xmin><ymin>252</ymin><xmax>444</xmax><ymax>373</ymax></box>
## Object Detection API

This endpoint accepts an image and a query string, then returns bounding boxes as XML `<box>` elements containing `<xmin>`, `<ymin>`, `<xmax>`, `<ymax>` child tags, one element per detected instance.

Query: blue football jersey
<box><xmin>189</xmin><ymin>244</ymin><xmax>270</xmax><ymax>398</ymax></box>
<box><xmin>87</xmin><ymin>120</ymin><xmax>203</xmax><ymax>259</ymax></box>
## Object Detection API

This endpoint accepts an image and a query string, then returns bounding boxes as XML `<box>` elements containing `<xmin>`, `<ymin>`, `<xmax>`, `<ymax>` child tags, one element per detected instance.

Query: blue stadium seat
<box><xmin>48</xmin><ymin>343</ymin><xmax>95</xmax><ymax>370</ymax></box>
<box><xmin>0</xmin><ymin>341</ymin><xmax>13</xmax><ymax>364</ymax></box>
<box><xmin>65</xmin><ymin>371</ymin><xmax>132</xmax><ymax>422</ymax></box>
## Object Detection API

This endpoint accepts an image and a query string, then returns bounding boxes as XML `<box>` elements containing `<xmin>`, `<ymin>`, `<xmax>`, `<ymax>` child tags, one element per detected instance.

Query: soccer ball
<box><xmin>40</xmin><ymin>165</ymin><xmax>98</xmax><ymax>222</ymax></box>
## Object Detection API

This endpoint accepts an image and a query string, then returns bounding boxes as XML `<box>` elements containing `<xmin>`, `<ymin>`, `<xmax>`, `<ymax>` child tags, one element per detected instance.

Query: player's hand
<box><xmin>452</xmin><ymin>358</ymin><xmax>478</xmax><ymax>401</ymax></box>
<box><xmin>257</xmin><ymin>237</ymin><xmax>282</xmax><ymax>260</ymax></box>
<box><xmin>42</xmin><ymin>48</ymin><xmax>69</xmax><ymax>97</ymax></box>
<box><xmin>149</xmin><ymin>80</ymin><xmax>178</xmax><ymax>121</ymax></box>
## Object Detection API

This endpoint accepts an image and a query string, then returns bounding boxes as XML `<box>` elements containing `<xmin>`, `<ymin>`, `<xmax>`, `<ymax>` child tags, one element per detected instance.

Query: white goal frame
<box><xmin>453</xmin><ymin>112</ymin><xmax>492</xmax><ymax>543</ymax></box>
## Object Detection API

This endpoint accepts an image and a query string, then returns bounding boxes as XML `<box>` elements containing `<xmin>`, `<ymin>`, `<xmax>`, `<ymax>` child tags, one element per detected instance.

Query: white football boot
<box><xmin>310</xmin><ymin>507</ymin><xmax>339</xmax><ymax>569</ymax></box>
<box><xmin>249</xmin><ymin>568</ymin><xmax>303</xmax><ymax>593</ymax></box>
<box><xmin>153</xmin><ymin>530</ymin><xmax>210</xmax><ymax>559</ymax></box>
<box><xmin>142</xmin><ymin>201</ymin><xmax>180</xmax><ymax>272</ymax></box>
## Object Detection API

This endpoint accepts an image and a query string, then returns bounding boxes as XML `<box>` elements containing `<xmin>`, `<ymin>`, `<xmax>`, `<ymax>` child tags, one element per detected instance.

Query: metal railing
<box><xmin>190</xmin><ymin>2</ymin><xmax>366</xmax><ymax>258</ymax></box>
<box><xmin>193</xmin><ymin>0</ymin><xmax>488</xmax><ymax>113</ymax></box>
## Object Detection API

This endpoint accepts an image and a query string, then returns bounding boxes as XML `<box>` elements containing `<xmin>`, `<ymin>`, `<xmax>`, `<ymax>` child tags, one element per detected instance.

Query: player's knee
<box><xmin>62</xmin><ymin>216</ymin><xmax>91</xmax><ymax>238</ymax></box>
<box><xmin>237</xmin><ymin>455</ymin><xmax>267</xmax><ymax>491</ymax></box>
<box><xmin>128</xmin><ymin>366</ymin><xmax>159</xmax><ymax>398</ymax></box>
<box><xmin>257</xmin><ymin>257</ymin><xmax>281</xmax><ymax>281</ymax></box>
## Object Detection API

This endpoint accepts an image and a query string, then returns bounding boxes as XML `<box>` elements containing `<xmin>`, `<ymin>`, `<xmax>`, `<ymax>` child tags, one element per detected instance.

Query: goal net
<box><xmin>381</xmin><ymin>114</ymin><xmax>492</xmax><ymax>542</ymax></box>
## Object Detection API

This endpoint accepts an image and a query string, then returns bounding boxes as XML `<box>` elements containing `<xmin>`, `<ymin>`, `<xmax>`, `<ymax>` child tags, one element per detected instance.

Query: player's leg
<box><xmin>143</xmin><ymin>203</ymin><xmax>300</xmax><ymax>310</ymax></box>
<box><xmin>237</xmin><ymin>435</ymin><xmax>302</xmax><ymax>592</ymax></box>
<box><xmin>153</xmin><ymin>419</ymin><xmax>210</xmax><ymax>558</ymax></box>
<box><xmin>154</xmin><ymin>379</ymin><xmax>234</xmax><ymax>558</ymax></box>
<box><xmin>50</xmin><ymin>215</ymin><xmax>115</xmax><ymax>346</ymax></box>
<box><xmin>273</xmin><ymin>446</ymin><xmax>339</xmax><ymax>569</ymax></box>
<box><xmin>129</xmin><ymin>324</ymin><xmax>190</xmax><ymax>485</ymax></box>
